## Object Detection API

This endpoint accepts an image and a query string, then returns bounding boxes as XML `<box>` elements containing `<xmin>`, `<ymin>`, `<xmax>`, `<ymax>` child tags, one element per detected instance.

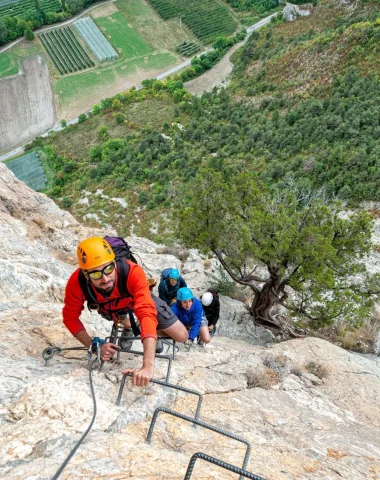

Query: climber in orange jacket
<box><xmin>63</xmin><ymin>237</ymin><xmax>164</xmax><ymax>386</ymax></box>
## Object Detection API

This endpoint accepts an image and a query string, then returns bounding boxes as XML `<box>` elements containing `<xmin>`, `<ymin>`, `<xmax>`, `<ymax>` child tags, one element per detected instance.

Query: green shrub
<box><xmin>113</xmin><ymin>112</ymin><xmax>126</xmax><ymax>125</ymax></box>
<box><xmin>61</xmin><ymin>197</ymin><xmax>72</xmax><ymax>208</ymax></box>
<box><xmin>78</xmin><ymin>113</ymin><xmax>87</xmax><ymax>123</ymax></box>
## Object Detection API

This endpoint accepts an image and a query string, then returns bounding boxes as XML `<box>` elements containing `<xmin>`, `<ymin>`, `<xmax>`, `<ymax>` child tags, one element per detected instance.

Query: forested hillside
<box><xmin>24</xmin><ymin>0</ymin><xmax>380</xmax><ymax>242</ymax></box>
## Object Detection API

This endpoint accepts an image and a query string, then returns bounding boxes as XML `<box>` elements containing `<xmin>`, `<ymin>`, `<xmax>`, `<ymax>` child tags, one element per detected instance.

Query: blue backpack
<box><xmin>160</xmin><ymin>268</ymin><xmax>173</xmax><ymax>282</ymax></box>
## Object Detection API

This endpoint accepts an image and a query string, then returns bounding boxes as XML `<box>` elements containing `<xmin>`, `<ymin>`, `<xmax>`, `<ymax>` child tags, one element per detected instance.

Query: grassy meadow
<box><xmin>0</xmin><ymin>52</ymin><xmax>18</xmax><ymax>78</ymax></box>
<box><xmin>0</xmin><ymin>42</ymin><xmax>41</xmax><ymax>78</ymax></box>
<box><xmin>94</xmin><ymin>11</ymin><xmax>153</xmax><ymax>58</ymax></box>
<box><xmin>55</xmin><ymin>51</ymin><xmax>177</xmax><ymax>105</ymax></box>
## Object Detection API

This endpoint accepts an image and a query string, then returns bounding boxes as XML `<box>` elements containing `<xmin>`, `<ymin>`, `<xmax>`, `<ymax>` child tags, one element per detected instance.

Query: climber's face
<box><xmin>180</xmin><ymin>299</ymin><xmax>193</xmax><ymax>311</ymax></box>
<box><xmin>86</xmin><ymin>261</ymin><xmax>116</xmax><ymax>294</ymax></box>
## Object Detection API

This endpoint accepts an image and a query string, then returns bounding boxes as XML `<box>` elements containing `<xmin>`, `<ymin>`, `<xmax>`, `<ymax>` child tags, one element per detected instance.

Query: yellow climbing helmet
<box><xmin>77</xmin><ymin>236</ymin><xmax>115</xmax><ymax>270</ymax></box>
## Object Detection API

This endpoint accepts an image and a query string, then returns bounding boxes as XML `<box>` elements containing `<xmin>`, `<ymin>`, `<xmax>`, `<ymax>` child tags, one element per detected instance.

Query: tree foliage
<box><xmin>176</xmin><ymin>169</ymin><xmax>376</xmax><ymax>332</ymax></box>
<box><xmin>24</xmin><ymin>28</ymin><xmax>34</xmax><ymax>40</ymax></box>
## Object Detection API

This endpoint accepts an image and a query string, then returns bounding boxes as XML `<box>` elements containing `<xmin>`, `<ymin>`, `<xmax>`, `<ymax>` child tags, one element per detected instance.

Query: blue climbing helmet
<box><xmin>177</xmin><ymin>287</ymin><xmax>193</xmax><ymax>302</ymax></box>
<box><xmin>169</xmin><ymin>268</ymin><xmax>180</xmax><ymax>280</ymax></box>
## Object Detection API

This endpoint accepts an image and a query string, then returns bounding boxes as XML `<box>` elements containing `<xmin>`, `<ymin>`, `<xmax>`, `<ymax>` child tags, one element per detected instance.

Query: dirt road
<box><xmin>185</xmin><ymin>13</ymin><xmax>277</xmax><ymax>95</ymax></box>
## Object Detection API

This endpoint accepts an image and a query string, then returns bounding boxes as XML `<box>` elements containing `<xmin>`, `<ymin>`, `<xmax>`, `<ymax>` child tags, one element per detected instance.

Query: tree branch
<box><xmin>213</xmin><ymin>249</ymin><xmax>263</xmax><ymax>293</ymax></box>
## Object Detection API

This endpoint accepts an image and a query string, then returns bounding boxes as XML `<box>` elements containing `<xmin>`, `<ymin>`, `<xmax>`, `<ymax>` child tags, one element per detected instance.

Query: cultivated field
<box><xmin>115</xmin><ymin>0</ymin><xmax>198</xmax><ymax>55</ymax></box>
<box><xmin>0</xmin><ymin>54</ymin><xmax>54</xmax><ymax>155</ymax></box>
<box><xmin>0</xmin><ymin>0</ymin><xmax>60</xmax><ymax>20</ymax></box>
<box><xmin>5</xmin><ymin>151</ymin><xmax>47</xmax><ymax>191</ymax></box>
<box><xmin>39</xmin><ymin>26</ymin><xmax>95</xmax><ymax>74</ymax></box>
<box><xmin>0</xmin><ymin>0</ymin><xmax>241</xmax><ymax>153</ymax></box>
<box><xmin>147</xmin><ymin>0</ymin><xmax>237</xmax><ymax>43</ymax></box>
<box><xmin>94</xmin><ymin>11</ymin><xmax>152</xmax><ymax>59</ymax></box>
<box><xmin>0</xmin><ymin>51</ymin><xmax>18</xmax><ymax>78</ymax></box>
<box><xmin>56</xmin><ymin>51</ymin><xmax>176</xmax><ymax>120</ymax></box>
<box><xmin>54</xmin><ymin>1</ymin><xmax>182</xmax><ymax>120</ymax></box>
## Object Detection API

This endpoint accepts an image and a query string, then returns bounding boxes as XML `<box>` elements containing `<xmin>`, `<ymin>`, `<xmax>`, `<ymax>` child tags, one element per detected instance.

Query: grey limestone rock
<box><xmin>1</xmin><ymin>163</ymin><xmax>380</xmax><ymax>479</ymax></box>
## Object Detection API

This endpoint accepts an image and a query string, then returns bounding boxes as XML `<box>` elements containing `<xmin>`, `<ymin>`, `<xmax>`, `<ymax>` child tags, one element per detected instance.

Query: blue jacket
<box><xmin>158</xmin><ymin>276</ymin><xmax>187</xmax><ymax>305</ymax></box>
<box><xmin>171</xmin><ymin>298</ymin><xmax>204</xmax><ymax>341</ymax></box>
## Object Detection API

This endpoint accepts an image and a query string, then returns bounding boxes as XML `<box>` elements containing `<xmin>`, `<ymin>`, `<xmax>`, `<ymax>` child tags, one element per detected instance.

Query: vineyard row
<box><xmin>39</xmin><ymin>26</ymin><xmax>94</xmax><ymax>75</ymax></box>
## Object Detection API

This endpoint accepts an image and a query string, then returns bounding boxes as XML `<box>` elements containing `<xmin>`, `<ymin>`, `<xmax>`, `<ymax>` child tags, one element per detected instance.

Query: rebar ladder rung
<box><xmin>146</xmin><ymin>407</ymin><xmax>252</xmax><ymax>480</ymax></box>
<box><xmin>184</xmin><ymin>452</ymin><xmax>267</xmax><ymax>480</ymax></box>
<box><xmin>118</xmin><ymin>374</ymin><xmax>203</xmax><ymax>424</ymax></box>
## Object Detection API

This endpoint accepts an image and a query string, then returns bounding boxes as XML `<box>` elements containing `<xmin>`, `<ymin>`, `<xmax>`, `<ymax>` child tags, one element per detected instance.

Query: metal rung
<box><xmin>117</xmin><ymin>374</ymin><xmax>203</xmax><ymax>424</ymax></box>
<box><xmin>119</xmin><ymin>351</ymin><xmax>173</xmax><ymax>384</ymax></box>
<box><xmin>42</xmin><ymin>346</ymin><xmax>88</xmax><ymax>366</ymax></box>
<box><xmin>146</xmin><ymin>407</ymin><xmax>251</xmax><ymax>479</ymax></box>
<box><xmin>185</xmin><ymin>452</ymin><xmax>267</xmax><ymax>480</ymax></box>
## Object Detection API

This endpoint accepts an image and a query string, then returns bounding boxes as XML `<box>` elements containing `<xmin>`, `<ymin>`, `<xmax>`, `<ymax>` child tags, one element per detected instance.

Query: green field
<box><xmin>116</xmin><ymin>0</ymin><xmax>153</xmax><ymax>22</ymax></box>
<box><xmin>94</xmin><ymin>11</ymin><xmax>153</xmax><ymax>59</ymax></box>
<box><xmin>115</xmin><ymin>0</ymin><xmax>198</xmax><ymax>52</ymax></box>
<box><xmin>0</xmin><ymin>52</ymin><xmax>18</xmax><ymax>78</ymax></box>
<box><xmin>53</xmin><ymin>4</ymin><xmax>182</xmax><ymax>109</ymax></box>
<box><xmin>146</xmin><ymin>0</ymin><xmax>237</xmax><ymax>44</ymax></box>
<box><xmin>55</xmin><ymin>51</ymin><xmax>176</xmax><ymax>105</ymax></box>
<box><xmin>0</xmin><ymin>43</ymin><xmax>43</xmax><ymax>80</ymax></box>
<box><xmin>12</xmin><ymin>42</ymin><xmax>41</xmax><ymax>58</ymax></box>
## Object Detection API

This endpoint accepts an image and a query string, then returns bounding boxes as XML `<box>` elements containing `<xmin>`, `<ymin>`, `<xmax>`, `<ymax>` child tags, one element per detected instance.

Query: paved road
<box><xmin>0</xmin><ymin>11</ymin><xmax>278</xmax><ymax>162</ymax></box>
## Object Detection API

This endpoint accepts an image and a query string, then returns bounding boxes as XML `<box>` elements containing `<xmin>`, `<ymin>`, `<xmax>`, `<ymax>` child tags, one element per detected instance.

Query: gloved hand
<box><xmin>184</xmin><ymin>339</ymin><xmax>193</xmax><ymax>346</ymax></box>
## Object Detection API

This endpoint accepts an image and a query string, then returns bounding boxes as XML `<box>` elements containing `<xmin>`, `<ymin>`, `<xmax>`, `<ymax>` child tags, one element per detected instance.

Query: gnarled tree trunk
<box><xmin>249</xmin><ymin>279</ymin><xmax>282</xmax><ymax>329</ymax></box>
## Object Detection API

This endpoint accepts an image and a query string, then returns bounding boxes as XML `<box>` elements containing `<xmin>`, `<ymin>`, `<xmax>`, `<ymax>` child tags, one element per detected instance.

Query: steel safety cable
<box><xmin>51</xmin><ymin>352</ymin><xmax>98</xmax><ymax>479</ymax></box>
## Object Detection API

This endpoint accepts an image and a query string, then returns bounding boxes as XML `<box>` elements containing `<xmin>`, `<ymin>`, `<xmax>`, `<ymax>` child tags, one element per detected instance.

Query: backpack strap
<box><xmin>78</xmin><ymin>270</ymin><xmax>98</xmax><ymax>310</ymax></box>
<box><xmin>116</xmin><ymin>258</ymin><xmax>132</xmax><ymax>298</ymax></box>
<box><xmin>77</xmin><ymin>259</ymin><xmax>140</xmax><ymax>336</ymax></box>
<box><xmin>128</xmin><ymin>309</ymin><xmax>140</xmax><ymax>337</ymax></box>
<box><xmin>78</xmin><ymin>259</ymin><xmax>132</xmax><ymax>310</ymax></box>
<box><xmin>116</xmin><ymin>258</ymin><xmax>140</xmax><ymax>336</ymax></box>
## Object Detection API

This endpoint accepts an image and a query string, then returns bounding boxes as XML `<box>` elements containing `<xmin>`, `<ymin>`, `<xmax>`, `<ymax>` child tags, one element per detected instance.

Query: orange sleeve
<box><xmin>62</xmin><ymin>269</ymin><xmax>87</xmax><ymax>336</ymax></box>
<box><xmin>127</xmin><ymin>262</ymin><xmax>158</xmax><ymax>341</ymax></box>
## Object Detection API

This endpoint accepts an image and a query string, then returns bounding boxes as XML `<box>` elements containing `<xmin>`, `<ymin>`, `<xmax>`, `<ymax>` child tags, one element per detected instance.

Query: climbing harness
<box><xmin>42</xmin><ymin>322</ymin><xmax>266</xmax><ymax>480</ymax></box>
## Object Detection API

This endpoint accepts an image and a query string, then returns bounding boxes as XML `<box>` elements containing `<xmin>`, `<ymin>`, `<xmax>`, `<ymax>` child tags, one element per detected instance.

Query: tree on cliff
<box><xmin>175</xmin><ymin>169</ymin><xmax>377</xmax><ymax>334</ymax></box>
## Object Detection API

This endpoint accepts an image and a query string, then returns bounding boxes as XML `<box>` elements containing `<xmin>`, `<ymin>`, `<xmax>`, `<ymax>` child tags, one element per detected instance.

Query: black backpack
<box><xmin>78</xmin><ymin>236</ymin><xmax>137</xmax><ymax>310</ymax></box>
<box><xmin>208</xmin><ymin>288</ymin><xmax>219</xmax><ymax>298</ymax></box>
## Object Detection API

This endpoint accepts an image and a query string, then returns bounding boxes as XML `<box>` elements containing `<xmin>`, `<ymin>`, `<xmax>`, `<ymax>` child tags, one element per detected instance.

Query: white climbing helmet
<box><xmin>201</xmin><ymin>292</ymin><xmax>213</xmax><ymax>307</ymax></box>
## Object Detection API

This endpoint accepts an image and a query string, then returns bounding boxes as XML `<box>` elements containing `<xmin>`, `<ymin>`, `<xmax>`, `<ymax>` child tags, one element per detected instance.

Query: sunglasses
<box><xmin>86</xmin><ymin>262</ymin><xmax>115</xmax><ymax>280</ymax></box>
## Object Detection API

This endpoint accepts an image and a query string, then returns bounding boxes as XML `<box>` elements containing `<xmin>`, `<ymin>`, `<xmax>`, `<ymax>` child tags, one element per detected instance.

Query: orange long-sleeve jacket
<box><xmin>62</xmin><ymin>260</ymin><xmax>158</xmax><ymax>341</ymax></box>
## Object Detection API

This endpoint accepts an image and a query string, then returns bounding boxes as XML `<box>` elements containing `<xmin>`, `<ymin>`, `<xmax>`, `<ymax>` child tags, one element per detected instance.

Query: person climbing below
<box><xmin>147</xmin><ymin>278</ymin><xmax>188</xmax><ymax>351</ymax></box>
<box><xmin>171</xmin><ymin>287</ymin><xmax>211</xmax><ymax>347</ymax></box>
<box><xmin>62</xmin><ymin>236</ymin><xmax>188</xmax><ymax>386</ymax></box>
<box><xmin>158</xmin><ymin>268</ymin><xmax>187</xmax><ymax>306</ymax></box>
<box><xmin>201</xmin><ymin>289</ymin><xmax>220</xmax><ymax>337</ymax></box>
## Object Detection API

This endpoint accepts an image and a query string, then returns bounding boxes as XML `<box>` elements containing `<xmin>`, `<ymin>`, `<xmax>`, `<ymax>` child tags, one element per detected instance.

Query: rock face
<box><xmin>1</xmin><ymin>162</ymin><xmax>380</xmax><ymax>480</ymax></box>
<box><xmin>283</xmin><ymin>3</ymin><xmax>311</xmax><ymax>22</ymax></box>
